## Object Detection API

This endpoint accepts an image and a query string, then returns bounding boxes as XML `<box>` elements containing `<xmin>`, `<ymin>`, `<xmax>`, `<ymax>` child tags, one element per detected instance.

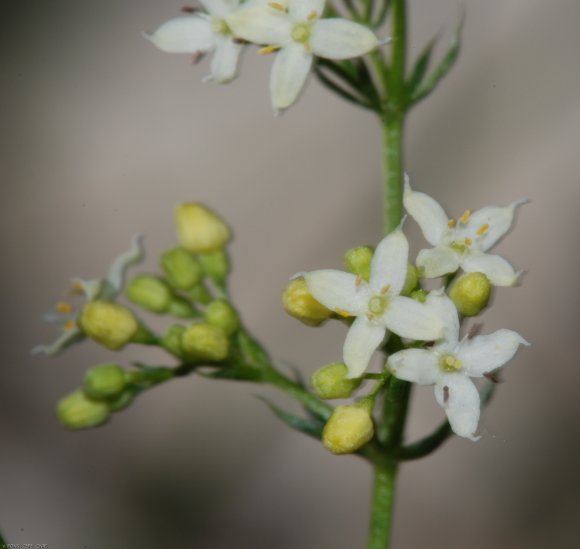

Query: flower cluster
<box><xmin>144</xmin><ymin>0</ymin><xmax>384</xmax><ymax>112</ymax></box>
<box><xmin>290</xmin><ymin>177</ymin><xmax>529</xmax><ymax>441</ymax></box>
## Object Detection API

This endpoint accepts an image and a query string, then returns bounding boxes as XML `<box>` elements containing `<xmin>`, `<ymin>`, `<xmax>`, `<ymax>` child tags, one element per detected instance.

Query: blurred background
<box><xmin>2</xmin><ymin>0</ymin><xmax>579</xmax><ymax>547</ymax></box>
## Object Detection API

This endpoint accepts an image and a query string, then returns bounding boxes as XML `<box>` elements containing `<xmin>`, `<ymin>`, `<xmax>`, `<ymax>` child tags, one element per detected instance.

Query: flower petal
<box><xmin>199</xmin><ymin>0</ymin><xmax>236</xmax><ymax>18</ymax></box>
<box><xmin>416</xmin><ymin>246</ymin><xmax>460</xmax><ymax>278</ymax></box>
<box><xmin>310</xmin><ymin>19</ymin><xmax>379</xmax><ymax>59</ymax></box>
<box><xmin>103</xmin><ymin>235</ymin><xmax>145</xmax><ymax>299</ymax></box>
<box><xmin>288</xmin><ymin>0</ymin><xmax>325</xmax><ymax>21</ymax></box>
<box><xmin>209</xmin><ymin>36</ymin><xmax>243</xmax><ymax>82</ymax></box>
<box><xmin>305</xmin><ymin>269</ymin><xmax>368</xmax><ymax>315</ymax></box>
<box><xmin>226</xmin><ymin>6</ymin><xmax>292</xmax><ymax>45</ymax></box>
<box><xmin>466</xmin><ymin>199</ymin><xmax>527</xmax><ymax>252</ymax></box>
<box><xmin>369</xmin><ymin>228</ymin><xmax>409</xmax><ymax>296</ymax></box>
<box><xmin>461</xmin><ymin>252</ymin><xmax>519</xmax><ymax>287</ymax></box>
<box><xmin>31</xmin><ymin>326</ymin><xmax>85</xmax><ymax>357</ymax></box>
<box><xmin>270</xmin><ymin>43</ymin><xmax>312</xmax><ymax>111</ymax></box>
<box><xmin>457</xmin><ymin>329</ymin><xmax>529</xmax><ymax>377</ymax></box>
<box><xmin>425</xmin><ymin>291</ymin><xmax>459</xmax><ymax>347</ymax></box>
<box><xmin>343</xmin><ymin>316</ymin><xmax>386</xmax><ymax>378</ymax></box>
<box><xmin>144</xmin><ymin>16</ymin><xmax>214</xmax><ymax>54</ymax></box>
<box><xmin>435</xmin><ymin>375</ymin><xmax>481</xmax><ymax>441</ymax></box>
<box><xmin>383</xmin><ymin>296</ymin><xmax>443</xmax><ymax>341</ymax></box>
<box><xmin>388</xmin><ymin>349</ymin><xmax>439</xmax><ymax>385</ymax></box>
<box><xmin>403</xmin><ymin>179</ymin><xmax>449</xmax><ymax>246</ymax></box>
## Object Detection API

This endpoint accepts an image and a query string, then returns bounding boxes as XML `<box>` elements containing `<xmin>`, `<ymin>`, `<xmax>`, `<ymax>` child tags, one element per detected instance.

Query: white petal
<box><xmin>388</xmin><ymin>349</ymin><xmax>439</xmax><ymax>385</ymax></box>
<box><xmin>200</xmin><ymin>0</ymin><xmax>235</xmax><ymax>18</ymax></box>
<box><xmin>144</xmin><ymin>17</ymin><xmax>214</xmax><ymax>54</ymax></box>
<box><xmin>457</xmin><ymin>329</ymin><xmax>529</xmax><ymax>377</ymax></box>
<box><xmin>343</xmin><ymin>316</ymin><xmax>386</xmax><ymax>378</ymax></box>
<box><xmin>369</xmin><ymin>228</ymin><xmax>409</xmax><ymax>296</ymax></box>
<box><xmin>31</xmin><ymin>327</ymin><xmax>85</xmax><ymax>357</ymax></box>
<box><xmin>435</xmin><ymin>375</ymin><xmax>481</xmax><ymax>441</ymax></box>
<box><xmin>104</xmin><ymin>235</ymin><xmax>145</xmax><ymax>298</ymax></box>
<box><xmin>270</xmin><ymin>43</ymin><xmax>312</xmax><ymax>111</ymax></box>
<box><xmin>382</xmin><ymin>296</ymin><xmax>443</xmax><ymax>341</ymax></box>
<box><xmin>310</xmin><ymin>19</ymin><xmax>379</xmax><ymax>59</ymax></box>
<box><xmin>461</xmin><ymin>252</ymin><xmax>519</xmax><ymax>287</ymax></box>
<box><xmin>209</xmin><ymin>36</ymin><xmax>243</xmax><ymax>82</ymax></box>
<box><xmin>305</xmin><ymin>269</ymin><xmax>369</xmax><ymax>315</ymax></box>
<box><xmin>288</xmin><ymin>0</ymin><xmax>325</xmax><ymax>21</ymax></box>
<box><xmin>403</xmin><ymin>180</ymin><xmax>449</xmax><ymax>246</ymax></box>
<box><xmin>226</xmin><ymin>6</ymin><xmax>292</xmax><ymax>45</ymax></box>
<box><xmin>425</xmin><ymin>291</ymin><xmax>459</xmax><ymax>347</ymax></box>
<box><xmin>416</xmin><ymin>246</ymin><xmax>460</xmax><ymax>278</ymax></box>
<box><xmin>466</xmin><ymin>199</ymin><xmax>527</xmax><ymax>252</ymax></box>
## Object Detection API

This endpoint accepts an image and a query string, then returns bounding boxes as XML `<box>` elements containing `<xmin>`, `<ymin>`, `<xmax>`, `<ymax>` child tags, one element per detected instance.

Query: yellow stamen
<box><xmin>459</xmin><ymin>209</ymin><xmax>472</xmax><ymax>224</ymax></box>
<box><xmin>464</xmin><ymin>237</ymin><xmax>473</xmax><ymax>246</ymax></box>
<box><xmin>307</xmin><ymin>10</ymin><xmax>318</xmax><ymax>21</ymax></box>
<box><xmin>367</xmin><ymin>313</ymin><xmax>374</xmax><ymax>321</ymax></box>
<box><xmin>447</xmin><ymin>219</ymin><xmax>457</xmax><ymax>229</ymax></box>
<box><xmin>269</xmin><ymin>2</ymin><xmax>287</xmax><ymax>12</ymax></box>
<box><xmin>69</xmin><ymin>281</ymin><xmax>83</xmax><ymax>295</ymax></box>
<box><xmin>476</xmin><ymin>223</ymin><xmax>490</xmax><ymax>236</ymax></box>
<box><xmin>63</xmin><ymin>320</ymin><xmax>77</xmax><ymax>331</ymax></box>
<box><xmin>355</xmin><ymin>275</ymin><xmax>363</xmax><ymax>287</ymax></box>
<box><xmin>380</xmin><ymin>284</ymin><xmax>391</xmax><ymax>295</ymax></box>
<box><xmin>335</xmin><ymin>308</ymin><xmax>351</xmax><ymax>318</ymax></box>
<box><xmin>258</xmin><ymin>45</ymin><xmax>279</xmax><ymax>55</ymax></box>
<box><xmin>55</xmin><ymin>301</ymin><xmax>73</xmax><ymax>314</ymax></box>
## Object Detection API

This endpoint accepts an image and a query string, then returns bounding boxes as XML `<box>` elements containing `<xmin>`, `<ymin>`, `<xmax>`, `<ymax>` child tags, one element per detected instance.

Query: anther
<box><xmin>483</xmin><ymin>371</ymin><xmax>502</xmax><ymax>383</ymax></box>
<box><xmin>269</xmin><ymin>2</ymin><xmax>287</xmax><ymax>11</ymax></box>
<box><xmin>307</xmin><ymin>10</ymin><xmax>318</xmax><ymax>20</ymax></box>
<box><xmin>464</xmin><ymin>237</ymin><xmax>472</xmax><ymax>246</ymax></box>
<box><xmin>476</xmin><ymin>223</ymin><xmax>489</xmax><ymax>236</ymax></box>
<box><xmin>459</xmin><ymin>209</ymin><xmax>472</xmax><ymax>224</ymax></box>
<box><xmin>180</xmin><ymin>6</ymin><xmax>199</xmax><ymax>13</ymax></box>
<box><xmin>63</xmin><ymin>320</ymin><xmax>77</xmax><ymax>331</ymax></box>
<box><xmin>367</xmin><ymin>313</ymin><xmax>374</xmax><ymax>321</ymax></box>
<box><xmin>191</xmin><ymin>51</ymin><xmax>204</xmax><ymax>64</ymax></box>
<box><xmin>258</xmin><ymin>45</ymin><xmax>279</xmax><ymax>55</ymax></box>
<box><xmin>443</xmin><ymin>385</ymin><xmax>450</xmax><ymax>403</ymax></box>
<box><xmin>448</xmin><ymin>219</ymin><xmax>457</xmax><ymax>229</ymax></box>
<box><xmin>55</xmin><ymin>302</ymin><xmax>73</xmax><ymax>314</ymax></box>
<box><xmin>380</xmin><ymin>284</ymin><xmax>391</xmax><ymax>295</ymax></box>
<box><xmin>355</xmin><ymin>275</ymin><xmax>363</xmax><ymax>287</ymax></box>
<box><xmin>335</xmin><ymin>308</ymin><xmax>351</xmax><ymax>318</ymax></box>
<box><xmin>467</xmin><ymin>323</ymin><xmax>483</xmax><ymax>339</ymax></box>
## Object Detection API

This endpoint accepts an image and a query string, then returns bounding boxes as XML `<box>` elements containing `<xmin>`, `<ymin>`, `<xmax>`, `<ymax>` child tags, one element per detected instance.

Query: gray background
<box><xmin>2</xmin><ymin>0</ymin><xmax>579</xmax><ymax>547</ymax></box>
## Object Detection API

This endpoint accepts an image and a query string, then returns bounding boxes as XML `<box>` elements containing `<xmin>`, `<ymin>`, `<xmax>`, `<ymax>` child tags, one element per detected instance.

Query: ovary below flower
<box><xmin>403</xmin><ymin>176</ymin><xmax>527</xmax><ymax>286</ymax></box>
<box><xmin>388</xmin><ymin>291</ymin><xmax>529</xmax><ymax>440</ymax></box>
<box><xmin>227</xmin><ymin>0</ymin><xmax>383</xmax><ymax>112</ymax></box>
<box><xmin>304</xmin><ymin>228</ymin><xmax>443</xmax><ymax>378</ymax></box>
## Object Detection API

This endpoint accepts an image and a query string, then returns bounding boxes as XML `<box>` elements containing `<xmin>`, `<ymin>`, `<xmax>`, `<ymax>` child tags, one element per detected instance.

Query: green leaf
<box><xmin>202</xmin><ymin>367</ymin><xmax>263</xmax><ymax>382</ymax></box>
<box><xmin>409</xmin><ymin>14</ymin><xmax>464</xmax><ymax>106</ymax></box>
<box><xmin>257</xmin><ymin>397</ymin><xmax>325</xmax><ymax>439</ymax></box>
<box><xmin>405</xmin><ymin>35</ymin><xmax>438</xmax><ymax>98</ymax></box>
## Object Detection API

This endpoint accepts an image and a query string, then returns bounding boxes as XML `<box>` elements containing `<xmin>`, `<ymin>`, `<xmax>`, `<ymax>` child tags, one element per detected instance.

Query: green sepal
<box><xmin>257</xmin><ymin>397</ymin><xmax>324</xmax><ymax>440</ymax></box>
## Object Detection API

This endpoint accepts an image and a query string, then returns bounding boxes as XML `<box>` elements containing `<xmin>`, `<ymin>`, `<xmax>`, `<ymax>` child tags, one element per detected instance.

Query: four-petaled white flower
<box><xmin>304</xmin><ymin>228</ymin><xmax>444</xmax><ymax>379</ymax></box>
<box><xmin>388</xmin><ymin>291</ymin><xmax>528</xmax><ymax>440</ymax></box>
<box><xmin>227</xmin><ymin>0</ymin><xmax>382</xmax><ymax>112</ymax></box>
<box><xmin>404</xmin><ymin>176</ymin><xmax>527</xmax><ymax>286</ymax></box>
<box><xmin>144</xmin><ymin>0</ymin><xmax>256</xmax><ymax>83</ymax></box>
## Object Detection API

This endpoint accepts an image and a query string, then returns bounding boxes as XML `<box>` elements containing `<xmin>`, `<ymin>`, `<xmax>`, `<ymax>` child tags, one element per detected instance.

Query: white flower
<box><xmin>226</xmin><ymin>0</ymin><xmax>382</xmax><ymax>112</ymax></box>
<box><xmin>144</xmin><ymin>0</ymin><xmax>256</xmax><ymax>83</ymax></box>
<box><xmin>304</xmin><ymin>228</ymin><xmax>443</xmax><ymax>379</ymax></box>
<box><xmin>32</xmin><ymin>235</ymin><xmax>144</xmax><ymax>356</ymax></box>
<box><xmin>403</xmin><ymin>176</ymin><xmax>527</xmax><ymax>286</ymax></box>
<box><xmin>388</xmin><ymin>291</ymin><xmax>529</xmax><ymax>440</ymax></box>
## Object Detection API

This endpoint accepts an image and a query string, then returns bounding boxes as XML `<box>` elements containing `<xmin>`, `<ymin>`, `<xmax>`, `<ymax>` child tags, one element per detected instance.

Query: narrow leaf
<box><xmin>405</xmin><ymin>35</ymin><xmax>438</xmax><ymax>97</ymax></box>
<box><xmin>257</xmin><ymin>397</ymin><xmax>324</xmax><ymax>439</ymax></box>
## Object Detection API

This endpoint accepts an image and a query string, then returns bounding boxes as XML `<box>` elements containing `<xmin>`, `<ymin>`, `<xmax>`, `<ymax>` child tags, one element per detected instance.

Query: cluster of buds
<box><xmin>283</xmin><ymin>176</ymin><xmax>529</xmax><ymax>450</ymax></box>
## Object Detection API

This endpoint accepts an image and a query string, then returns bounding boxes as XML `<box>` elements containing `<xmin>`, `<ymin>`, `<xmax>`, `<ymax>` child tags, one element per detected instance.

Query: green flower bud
<box><xmin>107</xmin><ymin>389</ymin><xmax>135</xmax><ymax>412</ymax></box>
<box><xmin>204</xmin><ymin>299</ymin><xmax>240</xmax><ymax>336</ymax></box>
<box><xmin>83</xmin><ymin>363</ymin><xmax>127</xmax><ymax>399</ymax></box>
<box><xmin>343</xmin><ymin>246</ymin><xmax>373</xmax><ymax>281</ymax></box>
<box><xmin>449</xmin><ymin>272</ymin><xmax>492</xmax><ymax>316</ymax></box>
<box><xmin>322</xmin><ymin>405</ymin><xmax>374</xmax><ymax>455</ymax></box>
<box><xmin>311</xmin><ymin>363</ymin><xmax>362</xmax><ymax>399</ymax></box>
<box><xmin>168</xmin><ymin>296</ymin><xmax>197</xmax><ymax>318</ymax></box>
<box><xmin>79</xmin><ymin>301</ymin><xmax>138</xmax><ymax>350</ymax></box>
<box><xmin>181</xmin><ymin>323</ymin><xmax>229</xmax><ymax>361</ymax></box>
<box><xmin>161</xmin><ymin>324</ymin><xmax>187</xmax><ymax>357</ymax></box>
<box><xmin>410</xmin><ymin>289</ymin><xmax>428</xmax><ymax>303</ymax></box>
<box><xmin>160</xmin><ymin>247</ymin><xmax>203</xmax><ymax>290</ymax></box>
<box><xmin>401</xmin><ymin>263</ymin><xmax>419</xmax><ymax>296</ymax></box>
<box><xmin>198</xmin><ymin>249</ymin><xmax>230</xmax><ymax>282</ymax></box>
<box><xmin>175</xmin><ymin>203</ymin><xmax>231</xmax><ymax>252</ymax></box>
<box><xmin>126</xmin><ymin>275</ymin><xmax>173</xmax><ymax>313</ymax></box>
<box><xmin>57</xmin><ymin>390</ymin><xmax>110</xmax><ymax>430</ymax></box>
<box><xmin>188</xmin><ymin>283</ymin><xmax>213</xmax><ymax>305</ymax></box>
<box><xmin>282</xmin><ymin>278</ymin><xmax>333</xmax><ymax>326</ymax></box>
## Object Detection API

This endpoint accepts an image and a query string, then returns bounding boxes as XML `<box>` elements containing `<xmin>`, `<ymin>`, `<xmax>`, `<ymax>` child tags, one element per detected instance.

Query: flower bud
<box><xmin>107</xmin><ymin>389</ymin><xmax>135</xmax><ymax>412</ymax></box>
<box><xmin>57</xmin><ymin>390</ymin><xmax>110</xmax><ymax>430</ymax></box>
<box><xmin>126</xmin><ymin>275</ymin><xmax>172</xmax><ymax>313</ymax></box>
<box><xmin>282</xmin><ymin>278</ymin><xmax>332</xmax><ymax>326</ymax></box>
<box><xmin>449</xmin><ymin>272</ymin><xmax>492</xmax><ymax>317</ymax></box>
<box><xmin>198</xmin><ymin>249</ymin><xmax>230</xmax><ymax>282</ymax></box>
<box><xmin>83</xmin><ymin>363</ymin><xmax>127</xmax><ymax>399</ymax></box>
<box><xmin>79</xmin><ymin>301</ymin><xmax>138</xmax><ymax>350</ymax></box>
<box><xmin>175</xmin><ymin>203</ymin><xmax>231</xmax><ymax>252</ymax></box>
<box><xmin>189</xmin><ymin>283</ymin><xmax>213</xmax><ymax>305</ymax></box>
<box><xmin>322</xmin><ymin>405</ymin><xmax>374</xmax><ymax>455</ymax></box>
<box><xmin>311</xmin><ymin>363</ymin><xmax>362</xmax><ymax>399</ymax></box>
<box><xmin>343</xmin><ymin>246</ymin><xmax>373</xmax><ymax>281</ymax></box>
<box><xmin>204</xmin><ymin>299</ymin><xmax>240</xmax><ymax>336</ymax></box>
<box><xmin>162</xmin><ymin>324</ymin><xmax>187</xmax><ymax>357</ymax></box>
<box><xmin>167</xmin><ymin>296</ymin><xmax>197</xmax><ymax>318</ymax></box>
<box><xmin>160</xmin><ymin>247</ymin><xmax>204</xmax><ymax>290</ymax></box>
<box><xmin>401</xmin><ymin>263</ymin><xmax>419</xmax><ymax>296</ymax></box>
<box><xmin>181</xmin><ymin>323</ymin><xmax>229</xmax><ymax>361</ymax></box>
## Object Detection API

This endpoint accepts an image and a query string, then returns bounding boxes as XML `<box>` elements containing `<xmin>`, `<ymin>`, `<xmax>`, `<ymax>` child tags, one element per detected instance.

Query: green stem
<box><xmin>368</xmin><ymin>458</ymin><xmax>398</xmax><ymax>549</ymax></box>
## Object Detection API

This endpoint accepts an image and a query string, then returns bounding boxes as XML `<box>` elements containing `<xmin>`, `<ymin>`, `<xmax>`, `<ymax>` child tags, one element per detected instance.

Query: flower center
<box><xmin>291</xmin><ymin>23</ymin><xmax>311</xmax><ymax>44</ymax></box>
<box><xmin>439</xmin><ymin>354</ymin><xmax>463</xmax><ymax>373</ymax></box>
<box><xmin>368</xmin><ymin>295</ymin><xmax>389</xmax><ymax>316</ymax></box>
<box><xmin>212</xmin><ymin>18</ymin><xmax>231</xmax><ymax>36</ymax></box>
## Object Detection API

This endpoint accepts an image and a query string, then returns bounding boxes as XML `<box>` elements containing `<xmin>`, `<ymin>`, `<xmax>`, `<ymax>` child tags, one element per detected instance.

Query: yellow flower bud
<box><xmin>57</xmin><ymin>390</ymin><xmax>110</xmax><ymax>430</ymax></box>
<box><xmin>204</xmin><ymin>299</ymin><xmax>240</xmax><ymax>336</ymax></box>
<box><xmin>79</xmin><ymin>301</ymin><xmax>139</xmax><ymax>350</ymax></box>
<box><xmin>181</xmin><ymin>323</ymin><xmax>229</xmax><ymax>361</ymax></box>
<box><xmin>322</xmin><ymin>405</ymin><xmax>374</xmax><ymax>455</ymax></box>
<box><xmin>175</xmin><ymin>203</ymin><xmax>231</xmax><ymax>252</ymax></box>
<box><xmin>449</xmin><ymin>272</ymin><xmax>492</xmax><ymax>317</ymax></box>
<box><xmin>282</xmin><ymin>278</ymin><xmax>332</xmax><ymax>326</ymax></box>
<box><xmin>343</xmin><ymin>246</ymin><xmax>373</xmax><ymax>281</ymax></box>
<box><xmin>311</xmin><ymin>363</ymin><xmax>361</xmax><ymax>399</ymax></box>
<box><xmin>83</xmin><ymin>363</ymin><xmax>127</xmax><ymax>399</ymax></box>
<box><xmin>401</xmin><ymin>263</ymin><xmax>419</xmax><ymax>296</ymax></box>
<box><xmin>160</xmin><ymin>247</ymin><xmax>204</xmax><ymax>290</ymax></box>
<box><xmin>126</xmin><ymin>275</ymin><xmax>172</xmax><ymax>313</ymax></box>
<box><xmin>162</xmin><ymin>324</ymin><xmax>187</xmax><ymax>357</ymax></box>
